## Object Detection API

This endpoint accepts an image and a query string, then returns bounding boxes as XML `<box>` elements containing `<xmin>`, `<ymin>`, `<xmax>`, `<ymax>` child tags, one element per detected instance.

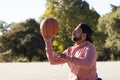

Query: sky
<box><xmin>0</xmin><ymin>0</ymin><xmax>120</xmax><ymax>24</ymax></box>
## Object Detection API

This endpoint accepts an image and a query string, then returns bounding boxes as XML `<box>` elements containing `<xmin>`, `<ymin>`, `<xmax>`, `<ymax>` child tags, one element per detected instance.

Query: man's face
<box><xmin>72</xmin><ymin>25</ymin><xmax>82</xmax><ymax>42</ymax></box>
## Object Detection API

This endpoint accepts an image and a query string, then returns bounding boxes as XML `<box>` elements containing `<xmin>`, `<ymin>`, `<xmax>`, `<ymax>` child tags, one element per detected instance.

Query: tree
<box><xmin>0</xmin><ymin>20</ymin><xmax>12</xmax><ymax>34</ymax></box>
<box><xmin>0</xmin><ymin>19</ymin><xmax>46</xmax><ymax>62</ymax></box>
<box><xmin>97</xmin><ymin>6</ymin><xmax>120</xmax><ymax>60</ymax></box>
<box><xmin>40</xmin><ymin>0</ymin><xmax>100</xmax><ymax>52</ymax></box>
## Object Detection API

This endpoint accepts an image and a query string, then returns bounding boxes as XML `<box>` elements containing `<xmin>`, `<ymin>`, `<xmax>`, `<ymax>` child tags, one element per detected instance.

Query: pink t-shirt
<box><xmin>45</xmin><ymin>40</ymin><xmax>98</xmax><ymax>80</ymax></box>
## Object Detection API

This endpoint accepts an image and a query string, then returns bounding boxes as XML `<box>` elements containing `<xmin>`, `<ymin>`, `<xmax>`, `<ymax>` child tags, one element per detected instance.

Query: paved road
<box><xmin>0</xmin><ymin>62</ymin><xmax>120</xmax><ymax>80</ymax></box>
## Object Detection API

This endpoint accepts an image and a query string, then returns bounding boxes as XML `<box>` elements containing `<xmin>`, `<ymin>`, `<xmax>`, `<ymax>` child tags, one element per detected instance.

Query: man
<box><xmin>43</xmin><ymin>23</ymin><xmax>98</xmax><ymax>80</ymax></box>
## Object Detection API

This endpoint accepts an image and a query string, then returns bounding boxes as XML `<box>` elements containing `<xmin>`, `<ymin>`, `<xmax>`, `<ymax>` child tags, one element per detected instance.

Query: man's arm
<box><xmin>45</xmin><ymin>39</ymin><xmax>67</xmax><ymax>65</ymax></box>
<box><xmin>59</xmin><ymin>45</ymin><xmax>97</xmax><ymax>68</ymax></box>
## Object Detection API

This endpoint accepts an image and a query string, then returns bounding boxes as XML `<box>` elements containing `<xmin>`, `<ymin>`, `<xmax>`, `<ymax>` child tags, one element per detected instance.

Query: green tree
<box><xmin>0</xmin><ymin>20</ymin><xmax>12</xmax><ymax>33</ymax></box>
<box><xmin>40</xmin><ymin>0</ymin><xmax>100</xmax><ymax>52</ymax></box>
<box><xmin>97</xmin><ymin>6</ymin><xmax>120</xmax><ymax>61</ymax></box>
<box><xmin>0</xmin><ymin>19</ymin><xmax>46</xmax><ymax>62</ymax></box>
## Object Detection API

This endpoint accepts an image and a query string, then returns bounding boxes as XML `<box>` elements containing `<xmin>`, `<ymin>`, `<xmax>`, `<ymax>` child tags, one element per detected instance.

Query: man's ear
<box><xmin>82</xmin><ymin>33</ymin><xmax>87</xmax><ymax>40</ymax></box>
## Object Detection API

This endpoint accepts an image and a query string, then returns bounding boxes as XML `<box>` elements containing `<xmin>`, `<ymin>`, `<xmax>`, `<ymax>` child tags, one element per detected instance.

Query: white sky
<box><xmin>86</xmin><ymin>0</ymin><xmax>120</xmax><ymax>15</ymax></box>
<box><xmin>0</xmin><ymin>0</ymin><xmax>120</xmax><ymax>24</ymax></box>
<box><xmin>0</xmin><ymin>0</ymin><xmax>46</xmax><ymax>23</ymax></box>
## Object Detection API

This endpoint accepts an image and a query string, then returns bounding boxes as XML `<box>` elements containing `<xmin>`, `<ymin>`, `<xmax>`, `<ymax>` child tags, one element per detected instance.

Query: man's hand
<box><xmin>42</xmin><ymin>35</ymin><xmax>53</xmax><ymax>41</ymax></box>
<box><xmin>59</xmin><ymin>53</ymin><xmax>66</xmax><ymax>59</ymax></box>
<box><xmin>54</xmin><ymin>52</ymin><xmax>67</xmax><ymax>60</ymax></box>
<box><xmin>44</xmin><ymin>37</ymin><xmax>53</xmax><ymax>41</ymax></box>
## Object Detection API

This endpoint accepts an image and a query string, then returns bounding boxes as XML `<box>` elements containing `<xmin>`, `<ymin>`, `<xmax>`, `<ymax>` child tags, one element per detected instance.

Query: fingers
<box><xmin>59</xmin><ymin>54</ymin><xmax>66</xmax><ymax>59</ymax></box>
<box><xmin>53</xmin><ymin>53</ymin><xmax>66</xmax><ymax>63</ymax></box>
<box><xmin>42</xmin><ymin>35</ymin><xmax>53</xmax><ymax>41</ymax></box>
<box><xmin>53</xmin><ymin>53</ymin><xmax>61</xmax><ymax>63</ymax></box>
<box><xmin>54</xmin><ymin>52</ymin><xmax>66</xmax><ymax>59</ymax></box>
<box><xmin>54</xmin><ymin>53</ymin><xmax>60</xmax><ymax>59</ymax></box>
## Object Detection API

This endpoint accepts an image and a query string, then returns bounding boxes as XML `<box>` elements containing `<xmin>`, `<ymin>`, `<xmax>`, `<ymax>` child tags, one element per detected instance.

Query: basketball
<box><xmin>40</xmin><ymin>18</ymin><xmax>59</xmax><ymax>39</ymax></box>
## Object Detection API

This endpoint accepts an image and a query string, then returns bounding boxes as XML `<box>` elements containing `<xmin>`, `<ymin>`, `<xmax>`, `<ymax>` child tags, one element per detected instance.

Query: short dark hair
<box><xmin>79</xmin><ymin>23</ymin><xmax>93</xmax><ymax>43</ymax></box>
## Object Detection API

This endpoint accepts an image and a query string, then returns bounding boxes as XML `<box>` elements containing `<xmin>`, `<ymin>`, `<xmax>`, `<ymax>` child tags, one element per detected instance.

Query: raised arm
<box><xmin>45</xmin><ymin>39</ymin><xmax>67</xmax><ymax>65</ymax></box>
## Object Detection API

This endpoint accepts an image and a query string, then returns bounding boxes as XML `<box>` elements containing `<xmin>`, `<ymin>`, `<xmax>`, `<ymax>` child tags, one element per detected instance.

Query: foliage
<box><xmin>40</xmin><ymin>0</ymin><xmax>100</xmax><ymax>51</ymax></box>
<box><xmin>97</xmin><ymin>6</ymin><xmax>120</xmax><ymax>61</ymax></box>
<box><xmin>0</xmin><ymin>1</ymin><xmax>120</xmax><ymax>62</ymax></box>
<box><xmin>0</xmin><ymin>19</ymin><xmax>46</xmax><ymax>62</ymax></box>
<box><xmin>0</xmin><ymin>20</ymin><xmax>13</xmax><ymax>34</ymax></box>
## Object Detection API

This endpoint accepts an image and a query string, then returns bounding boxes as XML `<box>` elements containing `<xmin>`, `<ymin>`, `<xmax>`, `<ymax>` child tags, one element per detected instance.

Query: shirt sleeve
<box><xmin>65</xmin><ymin>44</ymin><xmax>97</xmax><ymax>69</ymax></box>
<box><xmin>45</xmin><ymin>40</ymin><xmax>67</xmax><ymax>65</ymax></box>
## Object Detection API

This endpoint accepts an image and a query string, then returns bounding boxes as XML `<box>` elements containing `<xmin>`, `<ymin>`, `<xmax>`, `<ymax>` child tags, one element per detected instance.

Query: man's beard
<box><xmin>72</xmin><ymin>36</ymin><xmax>81</xmax><ymax>42</ymax></box>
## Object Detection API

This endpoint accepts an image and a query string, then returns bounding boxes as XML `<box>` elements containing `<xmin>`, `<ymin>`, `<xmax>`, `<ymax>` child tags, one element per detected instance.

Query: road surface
<box><xmin>0</xmin><ymin>62</ymin><xmax>120</xmax><ymax>80</ymax></box>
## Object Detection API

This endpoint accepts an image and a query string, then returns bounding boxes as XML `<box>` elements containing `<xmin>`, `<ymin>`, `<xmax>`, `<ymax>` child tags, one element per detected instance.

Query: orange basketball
<box><xmin>40</xmin><ymin>18</ymin><xmax>59</xmax><ymax>38</ymax></box>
